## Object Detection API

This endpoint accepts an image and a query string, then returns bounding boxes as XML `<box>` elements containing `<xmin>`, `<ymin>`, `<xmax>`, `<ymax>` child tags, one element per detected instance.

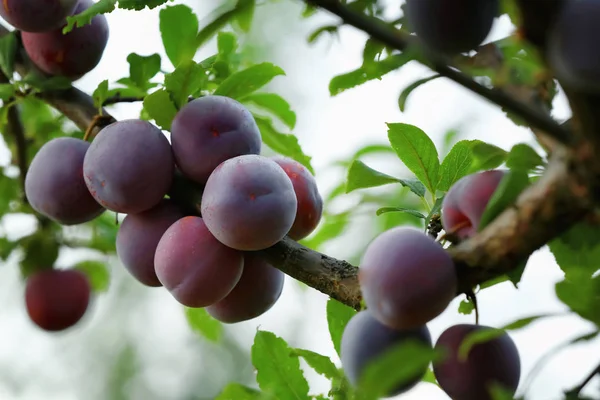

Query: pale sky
<box><xmin>0</xmin><ymin>1</ymin><xmax>598</xmax><ymax>400</ymax></box>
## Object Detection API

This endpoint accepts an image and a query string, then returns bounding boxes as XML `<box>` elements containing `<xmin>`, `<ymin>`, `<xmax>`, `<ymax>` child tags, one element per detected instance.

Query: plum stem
<box><xmin>304</xmin><ymin>0</ymin><xmax>573</xmax><ymax>147</ymax></box>
<box><xmin>466</xmin><ymin>291</ymin><xmax>479</xmax><ymax>325</ymax></box>
<box><xmin>566</xmin><ymin>363</ymin><xmax>600</xmax><ymax>397</ymax></box>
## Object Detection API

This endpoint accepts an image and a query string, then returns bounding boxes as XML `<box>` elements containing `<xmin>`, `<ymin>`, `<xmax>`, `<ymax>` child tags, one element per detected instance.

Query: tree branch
<box><xmin>305</xmin><ymin>0</ymin><xmax>573</xmax><ymax>147</ymax></box>
<box><xmin>565</xmin><ymin>362</ymin><xmax>600</xmax><ymax>397</ymax></box>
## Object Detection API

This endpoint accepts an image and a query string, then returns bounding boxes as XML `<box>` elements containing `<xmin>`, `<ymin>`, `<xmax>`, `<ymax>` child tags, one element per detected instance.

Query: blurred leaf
<box><xmin>0</xmin><ymin>31</ymin><xmax>17</xmax><ymax>78</ymax></box>
<box><xmin>327</xmin><ymin>298</ymin><xmax>357</xmax><ymax>358</ymax></box>
<box><xmin>308</xmin><ymin>25</ymin><xmax>339</xmax><ymax>43</ymax></box>
<box><xmin>346</xmin><ymin>160</ymin><xmax>426</xmax><ymax>197</ymax></box>
<box><xmin>19</xmin><ymin>232</ymin><xmax>60</xmax><ymax>278</ymax></box>
<box><xmin>376</xmin><ymin>207</ymin><xmax>425</xmax><ymax>219</ymax></box>
<box><xmin>234</xmin><ymin>0</ymin><xmax>255</xmax><ymax>32</ymax></box>
<box><xmin>437</xmin><ymin>140</ymin><xmax>478</xmax><ymax>192</ymax></box>
<box><xmin>470</xmin><ymin>141</ymin><xmax>508</xmax><ymax>172</ymax></box>
<box><xmin>185</xmin><ymin>307</ymin><xmax>223</xmax><ymax>342</ymax></box>
<box><xmin>254</xmin><ymin>115</ymin><xmax>313</xmax><ymax>174</ymax></box>
<box><xmin>0</xmin><ymin>83</ymin><xmax>15</xmax><ymax>101</ymax></box>
<box><xmin>478</xmin><ymin>170</ymin><xmax>529</xmax><ymax>231</ymax></box>
<box><xmin>398</xmin><ymin>75</ymin><xmax>440</xmax><ymax>111</ymax></box>
<box><xmin>196</xmin><ymin>1</ymin><xmax>254</xmax><ymax>49</ymax></box>
<box><xmin>160</xmin><ymin>5</ymin><xmax>199</xmax><ymax>67</ymax></box>
<box><xmin>505</xmin><ymin>143</ymin><xmax>545</xmax><ymax>172</ymax></box>
<box><xmin>549</xmin><ymin>222</ymin><xmax>600</xmax><ymax>278</ymax></box>
<box><xmin>292</xmin><ymin>349</ymin><xmax>341</xmax><ymax>380</ymax></box>
<box><xmin>458</xmin><ymin>299</ymin><xmax>475</xmax><ymax>315</ymax></box>
<box><xmin>143</xmin><ymin>89</ymin><xmax>178</xmax><ymax>130</ymax></box>
<box><xmin>217</xmin><ymin>32</ymin><xmax>238</xmax><ymax>59</ymax></box>
<box><xmin>301</xmin><ymin>211</ymin><xmax>351</xmax><ymax>249</ymax></box>
<box><xmin>215</xmin><ymin>63</ymin><xmax>285</xmax><ymax>100</ymax></box>
<box><xmin>330</xmin><ymin>53</ymin><xmax>413</xmax><ymax>96</ymax></box>
<box><xmin>421</xmin><ymin>368</ymin><xmax>439</xmax><ymax>387</ymax></box>
<box><xmin>556</xmin><ymin>272</ymin><xmax>600</xmax><ymax>326</ymax></box>
<box><xmin>127</xmin><ymin>53</ymin><xmax>161</xmax><ymax>91</ymax></box>
<box><xmin>252</xmin><ymin>331</ymin><xmax>310</xmax><ymax>400</ymax></box>
<box><xmin>63</xmin><ymin>0</ymin><xmax>117</xmax><ymax>33</ymax></box>
<box><xmin>0</xmin><ymin>236</ymin><xmax>18</xmax><ymax>260</ymax></box>
<box><xmin>23</xmin><ymin>74</ymin><xmax>71</xmax><ymax>91</ymax></box>
<box><xmin>387</xmin><ymin>123</ymin><xmax>439</xmax><ymax>195</ymax></box>
<box><xmin>215</xmin><ymin>383</ymin><xmax>262</xmax><ymax>400</ymax></box>
<box><xmin>73</xmin><ymin>260</ymin><xmax>110</xmax><ymax>292</ymax></box>
<box><xmin>164</xmin><ymin>60</ymin><xmax>206</xmax><ymax>108</ymax></box>
<box><xmin>501</xmin><ymin>314</ymin><xmax>558</xmax><ymax>330</ymax></box>
<box><xmin>244</xmin><ymin>93</ymin><xmax>296</xmax><ymax>129</ymax></box>
<box><xmin>92</xmin><ymin>80</ymin><xmax>109</xmax><ymax>110</ymax></box>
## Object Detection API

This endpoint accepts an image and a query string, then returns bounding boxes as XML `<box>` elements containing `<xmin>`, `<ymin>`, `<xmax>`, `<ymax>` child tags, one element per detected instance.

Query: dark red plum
<box><xmin>21</xmin><ymin>0</ymin><xmax>109</xmax><ymax>80</ymax></box>
<box><xmin>25</xmin><ymin>269</ymin><xmax>91</xmax><ymax>331</ymax></box>
<box><xmin>154</xmin><ymin>216</ymin><xmax>244</xmax><ymax>308</ymax></box>
<box><xmin>207</xmin><ymin>253</ymin><xmax>284</xmax><ymax>323</ymax></box>
<box><xmin>25</xmin><ymin>137</ymin><xmax>105</xmax><ymax>225</ymax></box>
<box><xmin>83</xmin><ymin>119</ymin><xmax>174</xmax><ymax>214</ymax></box>
<box><xmin>433</xmin><ymin>324</ymin><xmax>521</xmax><ymax>400</ymax></box>
<box><xmin>272</xmin><ymin>157</ymin><xmax>323</xmax><ymax>240</ymax></box>
<box><xmin>359</xmin><ymin>227</ymin><xmax>457</xmax><ymax>330</ymax></box>
<box><xmin>116</xmin><ymin>199</ymin><xmax>185</xmax><ymax>287</ymax></box>
<box><xmin>405</xmin><ymin>0</ymin><xmax>498</xmax><ymax>54</ymax></box>
<box><xmin>170</xmin><ymin>96</ymin><xmax>262</xmax><ymax>184</ymax></box>
<box><xmin>0</xmin><ymin>0</ymin><xmax>78</xmax><ymax>32</ymax></box>
<box><xmin>549</xmin><ymin>0</ymin><xmax>600</xmax><ymax>93</ymax></box>
<box><xmin>441</xmin><ymin>170</ymin><xmax>506</xmax><ymax>238</ymax></box>
<box><xmin>341</xmin><ymin>311</ymin><xmax>432</xmax><ymax>396</ymax></box>
<box><xmin>167</xmin><ymin>168</ymin><xmax>204</xmax><ymax>216</ymax></box>
<box><xmin>201</xmin><ymin>155</ymin><xmax>297</xmax><ymax>251</ymax></box>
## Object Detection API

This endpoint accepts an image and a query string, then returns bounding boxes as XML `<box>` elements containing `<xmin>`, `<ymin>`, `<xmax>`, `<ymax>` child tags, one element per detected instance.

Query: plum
<box><xmin>433</xmin><ymin>324</ymin><xmax>521</xmax><ymax>400</ymax></box>
<box><xmin>25</xmin><ymin>137</ymin><xmax>105</xmax><ymax>225</ymax></box>
<box><xmin>201</xmin><ymin>155</ymin><xmax>297</xmax><ymax>251</ymax></box>
<box><xmin>0</xmin><ymin>0</ymin><xmax>79</xmax><ymax>32</ymax></box>
<box><xmin>359</xmin><ymin>227</ymin><xmax>457</xmax><ymax>330</ymax></box>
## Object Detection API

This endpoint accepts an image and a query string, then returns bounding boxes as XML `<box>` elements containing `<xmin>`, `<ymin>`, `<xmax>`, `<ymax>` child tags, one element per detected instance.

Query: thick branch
<box><xmin>305</xmin><ymin>0</ymin><xmax>573</xmax><ymax>147</ymax></box>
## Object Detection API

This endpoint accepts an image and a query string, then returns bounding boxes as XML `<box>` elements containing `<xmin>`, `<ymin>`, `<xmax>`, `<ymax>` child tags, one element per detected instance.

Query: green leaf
<box><xmin>458</xmin><ymin>299</ymin><xmax>475</xmax><ymax>315</ymax></box>
<box><xmin>0</xmin><ymin>32</ymin><xmax>18</xmax><ymax>78</ymax></box>
<box><xmin>160</xmin><ymin>5</ymin><xmax>199</xmax><ymax>67</ymax></box>
<box><xmin>73</xmin><ymin>260</ymin><xmax>110</xmax><ymax>292</ymax></box>
<box><xmin>548</xmin><ymin>222</ymin><xmax>600</xmax><ymax>277</ymax></box>
<box><xmin>142</xmin><ymin>89</ymin><xmax>178</xmax><ymax>131</ymax></box>
<box><xmin>505</xmin><ymin>143</ymin><xmax>545</xmax><ymax>172</ymax></box>
<box><xmin>127</xmin><ymin>53</ymin><xmax>161</xmax><ymax>90</ymax></box>
<box><xmin>234</xmin><ymin>0</ymin><xmax>255</xmax><ymax>32</ymax></box>
<box><xmin>196</xmin><ymin>1</ymin><xmax>254</xmax><ymax>49</ymax></box>
<box><xmin>437</xmin><ymin>140</ymin><xmax>478</xmax><ymax>192</ymax></box>
<box><xmin>215</xmin><ymin>63</ymin><xmax>285</xmax><ymax>100</ymax></box>
<box><xmin>555</xmin><ymin>272</ymin><xmax>600</xmax><ymax>326</ymax></box>
<box><xmin>308</xmin><ymin>25</ymin><xmax>339</xmax><ymax>44</ymax></box>
<box><xmin>215</xmin><ymin>383</ymin><xmax>262</xmax><ymax>400</ymax></box>
<box><xmin>253</xmin><ymin>115</ymin><xmax>313</xmax><ymax>174</ymax></box>
<box><xmin>292</xmin><ymin>349</ymin><xmax>340</xmax><ymax>380</ymax></box>
<box><xmin>387</xmin><ymin>123</ymin><xmax>440</xmax><ymax>195</ymax></box>
<box><xmin>424</xmin><ymin>196</ymin><xmax>444</xmax><ymax>229</ymax></box>
<box><xmin>0</xmin><ymin>84</ymin><xmax>15</xmax><ymax>101</ymax></box>
<box><xmin>164</xmin><ymin>60</ymin><xmax>206</xmax><ymax>108</ymax></box>
<box><xmin>376</xmin><ymin>207</ymin><xmax>426</xmax><ymax>219</ymax></box>
<box><xmin>251</xmin><ymin>331</ymin><xmax>310</xmax><ymax>400</ymax></box>
<box><xmin>470</xmin><ymin>141</ymin><xmax>508</xmax><ymax>172</ymax></box>
<box><xmin>92</xmin><ymin>80</ymin><xmax>109</xmax><ymax>110</ymax></box>
<box><xmin>300</xmin><ymin>211</ymin><xmax>351</xmax><ymax>250</ymax></box>
<box><xmin>23</xmin><ymin>74</ymin><xmax>71</xmax><ymax>91</ymax></box>
<box><xmin>330</xmin><ymin>53</ymin><xmax>413</xmax><ymax>96</ymax></box>
<box><xmin>345</xmin><ymin>160</ymin><xmax>426</xmax><ymax>198</ymax></box>
<box><xmin>501</xmin><ymin>313</ymin><xmax>559</xmax><ymax>330</ymax></box>
<box><xmin>327</xmin><ymin>298</ymin><xmax>357</xmax><ymax>358</ymax></box>
<box><xmin>63</xmin><ymin>0</ymin><xmax>117</xmax><ymax>33</ymax></box>
<box><xmin>478</xmin><ymin>170</ymin><xmax>529</xmax><ymax>231</ymax></box>
<box><xmin>356</xmin><ymin>339</ymin><xmax>441</xmax><ymax>399</ymax></box>
<box><xmin>398</xmin><ymin>75</ymin><xmax>440</xmax><ymax>111</ymax></box>
<box><xmin>244</xmin><ymin>93</ymin><xmax>296</xmax><ymax>129</ymax></box>
<box><xmin>184</xmin><ymin>307</ymin><xmax>223</xmax><ymax>342</ymax></box>
<box><xmin>119</xmin><ymin>0</ymin><xmax>171</xmax><ymax>10</ymax></box>
<box><xmin>217</xmin><ymin>32</ymin><xmax>238</xmax><ymax>59</ymax></box>
<box><xmin>19</xmin><ymin>231</ymin><xmax>60</xmax><ymax>278</ymax></box>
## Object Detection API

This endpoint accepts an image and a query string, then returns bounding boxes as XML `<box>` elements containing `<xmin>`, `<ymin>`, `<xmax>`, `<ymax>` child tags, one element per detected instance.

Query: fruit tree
<box><xmin>0</xmin><ymin>0</ymin><xmax>598</xmax><ymax>399</ymax></box>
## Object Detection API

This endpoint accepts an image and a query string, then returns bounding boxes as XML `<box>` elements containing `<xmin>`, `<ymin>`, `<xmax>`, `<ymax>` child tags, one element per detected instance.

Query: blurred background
<box><xmin>0</xmin><ymin>0</ymin><xmax>598</xmax><ymax>399</ymax></box>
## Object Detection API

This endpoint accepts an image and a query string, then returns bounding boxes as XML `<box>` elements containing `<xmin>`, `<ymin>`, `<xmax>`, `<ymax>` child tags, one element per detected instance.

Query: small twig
<box><xmin>466</xmin><ymin>291</ymin><xmax>479</xmax><ymax>325</ymax></box>
<box><xmin>102</xmin><ymin>95</ymin><xmax>145</xmax><ymax>106</ymax></box>
<box><xmin>305</xmin><ymin>0</ymin><xmax>573</xmax><ymax>147</ymax></box>
<box><xmin>566</xmin><ymin>363</ymin><xmax>600</xmax><ymax>397</ymax></box>
<box><xmin>83</xmin><ymin>114</ymin><xmax>113</xmax><ymax>141</ymax></box>
<box><xmin>6</xmin><ymin>103</ymin><xmax>28</xmax><ymax>195</ymax></box>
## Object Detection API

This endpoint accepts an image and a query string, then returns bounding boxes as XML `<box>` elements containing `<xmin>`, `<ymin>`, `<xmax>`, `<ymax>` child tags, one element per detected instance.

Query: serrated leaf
<box><xmin>330</xmin><ymin>53</ymin><xmax>413</xmax><ymax>96</ymax></box>
<box><xmin>292</xmin><ymin>349</ymin><xmax>340</xmax><ymax>380</ymax></box>
<box><xmin>387</xmin><ymin>123</ymin><xmax>439</xmax><ymax>195</ymax></box>
<box><xmin>458</xmin><ymin>299</ymin><xmax>475</xmax><ymax>315</ymax></box>
<box><xmin>505</xmin><ymin>143</ymin><xmax>545</xmax><ymax>172</ymax></box>
<box><xmin>215</xmin><ymin>383</ymin><xmax>262</xmax><ymax>400</ymax></box>
<box><xmin>548</xmin><ymin>222</ymin><xmax>600</xmax><ymax>277</ymax></box>
<box><xmin>345</xmin><ymin>160</ymin><xmax>426</xmax><ymax>197</ymax></box>
<box><xmin>119</xmin><ymin>0</ymin><xmax>171</xmax><ymax>10</ymax></box>
<box><xmin>0</xmin><ymin>32</ymin><xmax>17</xmax><ymax>78</ymax></box>
<box><xmin>252</xmin><ymin>331</ymin><xmax>310</xmax><ymax>400</ymax></box>
<box><xmin>0</xmin><ymin>84</ymin><xmax>15</xmax><ymax>101</ymax></box>
<box><xmin>184</xmin><ymin>307</ymin><xmax>223</xmax><ymax>342</ymax></box>
<box><xmin>64</xmin><ymin>0</ymin><xmax>117</xmax><ymax>33</ymax></box>
<box><xmin>555</xmin><ymin>272</ymin><xmax>600</xmax><ymax>326</ymax></box>
<box><xmin>253</xmin><ymin>114</ymin><xmax>313</xmax><ymax>174</ymax></box>
<box><xmin>143</xmin><ymin>89</ymin><xmax>177</xmax><ymax>130</ymax></box>
<box><xmin>164</xmin><ymin>61</ymin><xmax>206</xmax><ymax>108</ymax></box>
<box><xmin>215</xmin><ymin>63</ymin><xmax>285</xmax><ymax>100</ymax></box>
<box><xmin>73</xmin><ymin>260</ymin><xmax>110</xmax><ymax>292</ymax></box>
<box><xmin>127</xmin><ymin>53</ymin><xmax>161</xmax><ymax>90</ymax></box>
<box><xmin>244</xmin><ymin>93</ymin><xmax>296</xmax><ymax>129</ymax></box>
<box><xmin>160</xmin><ymin>5</ymin><xmax>199</xmax><ymax>67</ymax></box>
<box><xmin>92</xmin><ymin>80</ymin><xmax>109</xmax><ymax>110</ymax></box>
<box><xmin>376</xmin><ymin>207</ymin><xmax>425</xmax><ymax>219</ymax></box>
<box><xmin>470</xmin><ymin>141</ymin><xmax>508</xmax><ymax>172</ymax></box>
<box><xmin>398</xmin><ymin>75</ymin><xmax>440</xmax><ymax>111</ymax></box>
<box><xmin>478</xmin><ymin>170</ymin><xmax>529</xmax><ymax>231</ymax></box>
<box><xmin>327</xmin><ymin>298</ymin><xmax>357</xmax><ymax>358</ymax></box>
<box><xmin>437</xmin><ymin>140</ymin><xmax>478</xmax><ymax>192</ymax></box>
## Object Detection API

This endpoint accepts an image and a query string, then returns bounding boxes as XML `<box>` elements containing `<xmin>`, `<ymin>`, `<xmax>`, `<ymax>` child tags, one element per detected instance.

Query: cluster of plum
<box><xmin>23</xmin><ymin>95</ymin><xmax>323</xmax><ymax>331</ymax></box>
<box><xmin>341</xmin><ymin>170</ymin><xmax>522</xmax><ymax>400</ymax></box>
<box><xmin>0</xmin><ymin>0</ymin><xmax>109</xmax><ymax>80</ymax></box>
